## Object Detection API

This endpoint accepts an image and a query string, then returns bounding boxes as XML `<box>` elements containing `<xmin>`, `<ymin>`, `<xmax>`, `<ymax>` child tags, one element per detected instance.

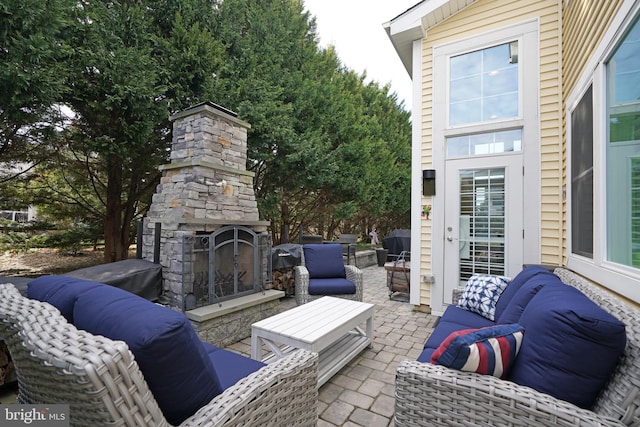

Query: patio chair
<box><xmin>294</xmin><ymin>243</ymin><xmax>363</xmax><ymax>305</ymax></box>
<box><xmin>339</xmin><ymin>233</ymin><xmax>358</xmax><ymax>266</ymax></box>
<box><xmin>0</xmin><ymin>283</ymin><xmax>318</xmax><ymax>426</ymax></box>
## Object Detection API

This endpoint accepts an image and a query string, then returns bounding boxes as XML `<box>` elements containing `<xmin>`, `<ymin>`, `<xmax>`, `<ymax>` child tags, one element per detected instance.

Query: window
<box><xmin>607</xmin><ymin>16</ymin><xmax>640</xmax><ymax>268</ymax></box>
<box><xmin>449</xmin><ymin>41</ymin><xmax>520</xmax><ymax>126</ymax></box>
<box><xmin>571</xmin><ymin>85</ymin><xmax>594</xmax><ymax>259</ymax></box>
<box><xmin>447</xmin><ymin>129</ymin><xmax>522</xmax><ymax>158</ymax></box>
<box><xmin>567</xmin><ymin>2</ymin><xmax>640</xmax><ymax>302</ymax></box>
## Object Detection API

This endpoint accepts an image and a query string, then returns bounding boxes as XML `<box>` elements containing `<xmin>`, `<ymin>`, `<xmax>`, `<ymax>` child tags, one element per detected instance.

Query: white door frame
<box><xmin>429</xmin><ymin>20</ymin><xmax>541</xmax><ymax>315</ymax></box>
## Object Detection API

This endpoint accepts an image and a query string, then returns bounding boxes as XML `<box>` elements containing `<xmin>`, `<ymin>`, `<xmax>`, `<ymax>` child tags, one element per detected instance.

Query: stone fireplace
<box><xmin>141</xmin><ymin>102</ymin><xmax>282</xmax><ymax>346</ymax></box>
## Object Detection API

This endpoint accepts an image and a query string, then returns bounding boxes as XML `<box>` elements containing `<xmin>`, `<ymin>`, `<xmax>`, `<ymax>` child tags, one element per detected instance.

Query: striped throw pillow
<box><xmin>431</xmin><ymin>324</ymin><xmax>524</xmax><ymax>378</ymax></box>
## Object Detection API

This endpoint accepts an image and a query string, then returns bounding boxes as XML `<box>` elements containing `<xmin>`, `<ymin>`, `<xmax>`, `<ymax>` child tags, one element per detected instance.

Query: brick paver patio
<box><xmin>228</xmin><ymin>264</ymin><xmax>438</xmax><ymax>426</ymax></box>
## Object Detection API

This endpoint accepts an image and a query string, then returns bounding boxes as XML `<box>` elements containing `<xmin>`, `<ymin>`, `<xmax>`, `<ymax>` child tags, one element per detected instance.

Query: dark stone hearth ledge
<box><xmin>159</xmin><ymin>158</ymin><xmax>254</xmax><ymax>177</ymax></box>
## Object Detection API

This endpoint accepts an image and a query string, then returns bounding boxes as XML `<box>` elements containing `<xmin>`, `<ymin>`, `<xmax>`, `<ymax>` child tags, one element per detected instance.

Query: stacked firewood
<box><xmin>271</xmin><ymin>269</ymin><xmax>295</xmax><ymax>296</ymax></box>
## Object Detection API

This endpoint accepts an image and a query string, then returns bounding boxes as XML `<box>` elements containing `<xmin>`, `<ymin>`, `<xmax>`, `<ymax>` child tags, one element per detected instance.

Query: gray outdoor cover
<box><xmin>64</xmin><ymin>258</ymin><xmax>162</xmax><ymax>301</ymax></box>
<box><xmin>382</xmin><ymin>229</ymin><xmax>411</xmax><ymax>256</ymax></box>
<box><xmin>271</xmin><ymin>243</ymin><xmax>303</xmax><ymax>269</ymax></box>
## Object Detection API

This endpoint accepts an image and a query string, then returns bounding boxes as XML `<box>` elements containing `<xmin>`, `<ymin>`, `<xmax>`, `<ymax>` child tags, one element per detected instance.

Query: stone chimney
<box><xmin>142</xmin><ymin>102</ymin><xmax>269</xmax><ymax>309</ymax></box>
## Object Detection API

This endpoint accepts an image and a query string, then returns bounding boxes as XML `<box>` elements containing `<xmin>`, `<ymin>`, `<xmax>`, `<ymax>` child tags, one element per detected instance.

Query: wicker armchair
<box><xmin>0</xmin><ymin>283</ymin><xmax>318</xmax><ymax>427</ymax></box>
<box><xmin>294</xmin><ymin>244</ymin><xmax>363</xmax><ymax>305</ymax></box>
<box><xmin>395</xmin><ymin>268</ymin><xmax>640</xmax><ymax>426</ymax></box>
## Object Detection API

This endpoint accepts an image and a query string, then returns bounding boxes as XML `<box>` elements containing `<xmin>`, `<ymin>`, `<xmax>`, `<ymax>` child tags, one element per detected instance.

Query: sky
<box><xmin>302</xmin><ymin>0</ymin><xmax>419</xmax><ymax>111</ymax></box>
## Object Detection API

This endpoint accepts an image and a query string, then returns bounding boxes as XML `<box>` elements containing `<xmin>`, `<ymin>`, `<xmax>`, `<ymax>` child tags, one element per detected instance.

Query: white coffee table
<box><xmin>251</xmin><ymin>296</ymin><xmax>375</xmax><ymax>387</ymax></box>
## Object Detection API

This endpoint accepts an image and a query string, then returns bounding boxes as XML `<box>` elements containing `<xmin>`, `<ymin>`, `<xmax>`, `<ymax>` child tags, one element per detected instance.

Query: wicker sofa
<box><xmin>395</xmin><ymin>267</ymin><xmax>640</xmax><ymax>426</ymax></box>
<box><xmin>0</xmin><ymin>280</ymin><xmax>318</xmax><ymax>426</ymax></box>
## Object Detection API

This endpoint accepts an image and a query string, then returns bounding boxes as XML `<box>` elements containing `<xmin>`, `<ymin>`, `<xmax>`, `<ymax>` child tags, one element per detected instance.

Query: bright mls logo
<box><xmin>1</xmin><ymin>405</ymin><xmax>69</xmax><ymax>426</ymax></box>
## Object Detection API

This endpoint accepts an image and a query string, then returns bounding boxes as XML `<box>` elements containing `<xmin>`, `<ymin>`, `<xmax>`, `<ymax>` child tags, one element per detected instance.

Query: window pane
<box><xmin>571</xmin><ymin>85</ymin><xmax>594</xmax><ymax>258</ymax></box>
<box><xmin>609</xmin><ymin>17</ymin><xmax>640</xmax><ymax>143</ymax></box>
<box><xmin>449</xmin><ymin>42</ymin><xmax>519</xmax><ymax>126</ymax></box>
<box><xmin>607</xmin><ymin>16</ymin><xmax>640</xmax><ymax>268</ymax></box>
<box><xmin>446</xmin><ymin>129</ymin><xmax>522</xmax><ymax>158</ymax></box>
<box><xmin>458</xmin><ymin>168</ymin><xmax>506</xmax><ymax>281</ymax></box>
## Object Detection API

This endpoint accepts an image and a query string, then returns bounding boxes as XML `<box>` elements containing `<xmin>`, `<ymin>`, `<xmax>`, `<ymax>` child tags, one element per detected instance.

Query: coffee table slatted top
<box><xmin>252</xmin><ymin>297</ymin><xmax>374</xmax><ymax>352</ymax></box>
<box><xmin>251</xmin><ymin>297</ymin><xmax>375</xmax><ymax>386</ymax></box>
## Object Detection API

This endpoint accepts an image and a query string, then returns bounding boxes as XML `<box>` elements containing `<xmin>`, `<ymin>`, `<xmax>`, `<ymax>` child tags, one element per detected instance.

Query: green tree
<box><xmin>0</xmin><ymin>0</ymin><xmax>73</xmax><ymax>177</ymax></box>
<box><xmin>211</xmin><ymin>0</ymin><xmax>411</xmax><ymax>243</ymax></box>
<box><xmin>6</xmin><ymin>0</ymin><xmax>411</xmax><ymax>257</ymax></box>
<box><xmin>32</xmin><ymin>0</ymin><xmax>224</xmax><ymax>261</ymax></box>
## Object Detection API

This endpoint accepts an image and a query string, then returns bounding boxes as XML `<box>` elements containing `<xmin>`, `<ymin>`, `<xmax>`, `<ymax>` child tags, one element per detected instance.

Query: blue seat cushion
<box><xmin>27</xmin><ymin>275</ymin><xmax>104</xmax><ymax>322</ymax></box>
<box><xmin>494</xmin><ymin>266</ymin><xmax>556</xmax><ymax>320</ymax></box>
<box><xmin>73</xmin><ymin>284</ymin><xmax>220</xmax><ymax>425</ymax></box>
<box><xmin>203</xmin><ymin>342</ymin><xmax>266</xmax><ymax>390</ymax></box>
<box><xmin>419</xmin><ymin>306</ymin><xmax>494</xmax><ymax>363</ymax></box>
<box><xmin>308</xmin><ymin>278</ymin><xmax>356</xmax><ymax>295</ymax></box>
<box><xmin>508</xmin><ymin>283</ymin><xmax>626</xmax><ymax>409</ymax></box>
<box><xmin>440</xmin><ymin>305</ymin><xmax>497</xmax><ymax>329</ymax></box>
<box><xmin>303</xmin><ymin>244</ymin><xmax>346</xmax><ymax>278</ymax></box>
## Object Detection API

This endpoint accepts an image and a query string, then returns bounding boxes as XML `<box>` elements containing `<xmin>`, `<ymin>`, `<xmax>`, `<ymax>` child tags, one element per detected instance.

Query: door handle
<box><xmin>447</xmin><ymin>236</ymin><xmax>453</xmax><ymax>242</ymax></box>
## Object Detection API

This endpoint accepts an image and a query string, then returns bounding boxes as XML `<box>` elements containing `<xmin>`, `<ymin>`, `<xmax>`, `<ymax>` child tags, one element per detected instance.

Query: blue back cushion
<box><xmin>509</xmin><ymin>283</ymin><xmax>626</xmax><ymax>409</ymax></box>
<box><xmin>496</xmin><ymin>271</ymin><xmax>561</xmax><ymax>324</ymax></box>
<box><xmin>27</xmin><ymin>275</ymin><xmax>103</xmax><ymax>322</ymax></box>
<box><xmin>73</xmin><ymin>285</ymin><xmax>221</xmax><ymax>425</ymax></box>
<box><xmin>494</xmin><ymin>266</ymin><xmax>556</xmax><ymax>321</ymax></box>
<box><xmin>303</xmin><ymin>244</ymin><xmax>346</xmax><ymax>278</ymax></box>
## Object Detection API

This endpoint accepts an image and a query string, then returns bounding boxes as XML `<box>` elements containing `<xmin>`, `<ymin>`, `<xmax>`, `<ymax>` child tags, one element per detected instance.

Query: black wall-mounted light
<box><xmin>423</xmin><ymin>169</ymin><xmax>436</xmax><ymax>196</ymax></box>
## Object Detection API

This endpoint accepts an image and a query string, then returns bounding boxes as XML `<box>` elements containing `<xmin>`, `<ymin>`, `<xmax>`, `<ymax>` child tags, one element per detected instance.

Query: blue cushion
<box><xmin>204</xmin><ymin>344</ymin><xmax>266</xmax><ymax>390</ymax></box>
<box><xmin>303</xmin><ymin>244</ymin><xmax>346</xmax><ymax>278</ymax></box>
<box><xmin>494</xmin><ymin>266</ymin><xmax>555</xmax><ymax>320</ymax></box>
<box><xmin>509</xmin><ymin>283</ymin><xmax>626</xmax><ymax>409</ymax></box>
<box><xmin>431</xmin><ymin>324</ymin><xmax>524</xmax><ymax>378</ymax></box>
<box><xmin>440</xmin><ymin>305</ymin><xmax>497</xmax><ymax>329</ymax></box>
<box><xmin>73</xmin><ymin>284</ymin><xmax>220</xmax><ymax>425</ymax></box>
<box><xmin>496</xmin><ymin>274</ymin><xmax>556</xmax><ymax>324</ymax></box>
<box><xmin>27</xmin><ymin>275</ymin><xmax>103</xmax><ymax>322</ymax></box>
<box><xmin>308</xmin><ymin>278</ymin><xmax>356</xmax><ymax>295</ymax></box>
<box><xmin>202</xmin><ymin>342</ymin><xmax>265</xmax><ymax>391</ymax></box>
<box><xmin>421</xmin><ymin>307</ymin><xmax>495</xmax><ymax>361</ymax></box>
<box><xmin>418</xmin><ymin>347</ymin><xmax>435</xmax><ymax>362</ymax></box>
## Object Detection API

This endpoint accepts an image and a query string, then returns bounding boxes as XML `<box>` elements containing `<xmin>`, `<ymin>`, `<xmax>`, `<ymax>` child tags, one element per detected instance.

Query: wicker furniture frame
<box><xmin>395</xmin><ymin>268</ymin><xmax>640</xmax><ymax>426</ymax></box>
<box><xmin>0</xmin><ymin>283</ymin><xmax>318</xmax><ymax>427</ymax></box>
<box><xmin>294</xmin><ymin>248</ymin><xmax>363</xmax><ymax>305</ymax></box>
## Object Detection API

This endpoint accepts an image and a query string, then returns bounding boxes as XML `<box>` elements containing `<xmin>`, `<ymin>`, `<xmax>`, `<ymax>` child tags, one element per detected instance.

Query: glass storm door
<box><xmin>443</xmin><ymin>155</ymin><xmax>523</xmax><ymax>304</ymax></box>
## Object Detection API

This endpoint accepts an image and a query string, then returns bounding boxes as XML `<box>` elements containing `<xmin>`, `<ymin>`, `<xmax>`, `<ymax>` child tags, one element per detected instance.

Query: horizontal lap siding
<box><xmin>563</xmin><ymin>1</ymin><xmax>621</xmax><ymax>97</ymax></box>
<box><xmin>419</xmin><ymin>39</ymin><xmax>433</xmax><ymax>307</ymax></box>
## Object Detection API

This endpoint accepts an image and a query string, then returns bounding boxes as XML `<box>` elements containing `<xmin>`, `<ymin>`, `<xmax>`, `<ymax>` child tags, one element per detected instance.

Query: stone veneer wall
<box><xmin>188</xmin><ymin>298</ymin><xmax>282</xmax><ymax>348</ymax></box>
<box><xmin>141</xmin><ymin>102</ymin><xmax>269</xmax><ymax>310</ymax></box>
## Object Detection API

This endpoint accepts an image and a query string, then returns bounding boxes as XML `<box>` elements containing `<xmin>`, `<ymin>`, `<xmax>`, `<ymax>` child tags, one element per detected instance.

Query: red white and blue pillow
<box><xmin>431</xmin><ymin>324</ymin><xmax>524</xmax><ymax>378</ymax></box>
<box><xmin>458</xmin><ymin>274</ymin><xmax>510</xmax><ymax>321</ymax></box>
